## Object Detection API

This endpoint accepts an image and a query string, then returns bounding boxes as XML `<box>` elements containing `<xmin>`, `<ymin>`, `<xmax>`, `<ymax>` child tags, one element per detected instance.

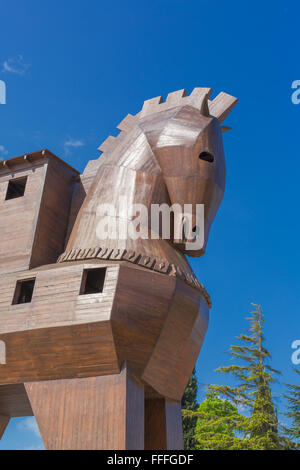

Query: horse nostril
<box><xmin>192</xmin><ymin>225</ymin><xmax>199</xmax><ymax>240</ymax></box>
<box><xmin>199</xmin><ymin>151</ymin><xmax>214</xmax><ymax>163</ymax></box>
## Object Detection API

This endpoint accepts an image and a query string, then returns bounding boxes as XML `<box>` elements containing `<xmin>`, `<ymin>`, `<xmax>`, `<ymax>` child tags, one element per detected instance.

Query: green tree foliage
<box><xmin>194</xmin><ymin>391</ymin><xmax>245</xmax><ymax>449</ymax></box>
<box><xmin>183</xmin><ymin>304</ymin><xmax>294</xmax><ymax>449</ymax></box>
<box><xmin>283</xmin><ymin>368</ymin><xmax>300</xmax><ymax>447</ymax></box>
<box><xmin>181</xmin><ymin>368</ymin><xmax>198</xmax><ymax>449</ymax></box>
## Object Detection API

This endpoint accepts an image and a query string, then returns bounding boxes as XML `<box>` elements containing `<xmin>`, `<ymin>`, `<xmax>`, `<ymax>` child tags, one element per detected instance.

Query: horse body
<box><xmin>0</xmin><ymin>87</ymin><xmax>237</xmax><ymax>449</ymax></box>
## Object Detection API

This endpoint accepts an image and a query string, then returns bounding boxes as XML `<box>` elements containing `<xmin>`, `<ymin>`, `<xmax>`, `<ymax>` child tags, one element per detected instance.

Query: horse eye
<box><xmin>199</xmin><ymin>151</ymin><xmax>214</xmax><ymax>163</ymax></box>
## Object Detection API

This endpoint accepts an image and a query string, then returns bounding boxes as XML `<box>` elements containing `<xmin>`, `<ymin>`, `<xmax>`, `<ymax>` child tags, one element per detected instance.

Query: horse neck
<box><xmin>67</xmin><ymin>133</ymin><xmax>193</xmax><ymax>275</ymax></box>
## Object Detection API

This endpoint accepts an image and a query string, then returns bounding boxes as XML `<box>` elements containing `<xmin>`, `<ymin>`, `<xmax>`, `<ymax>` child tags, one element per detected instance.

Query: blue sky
<box><xmin>0</xmin><ymin>0</ymin><xmax>299</xmax><ymax>449</ymax></box>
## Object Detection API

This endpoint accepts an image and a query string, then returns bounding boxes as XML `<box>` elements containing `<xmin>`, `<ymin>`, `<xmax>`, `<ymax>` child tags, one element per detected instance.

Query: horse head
<box><xmin>137</xmin><ymin>88</ymin><xmax>237</xmax><ymax>256</ymax></box>
<box><xmin>66</xmin><ymin>87</ymin><xmax>237</xmax><ymax>267</ymax></box>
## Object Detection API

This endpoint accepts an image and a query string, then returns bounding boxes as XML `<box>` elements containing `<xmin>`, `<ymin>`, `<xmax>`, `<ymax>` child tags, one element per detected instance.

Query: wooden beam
<box><xmin>0</xmin><ymin>415</ymin><xmax>10</xmax><ymax>439</ymax></box>
<box><xmin>25</xmin><ymin>364</ymin><xmax>144</xmax><ymax>450</ymax></box>
<box><xmin>145</xmin><ymin>398</ymin><xmax>183</xmax><ymax>450</ymax></box>
<box><xmin>208</xmin><ymin>92</ymin><xmax>238</xmax><ymax>123</ymax></box>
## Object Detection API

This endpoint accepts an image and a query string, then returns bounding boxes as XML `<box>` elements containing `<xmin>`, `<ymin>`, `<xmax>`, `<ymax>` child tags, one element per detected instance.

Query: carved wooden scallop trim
<box><xmin>57</xmin><ymin>247</ymin><xmax>212</xmax><ymax>308</ymax></box>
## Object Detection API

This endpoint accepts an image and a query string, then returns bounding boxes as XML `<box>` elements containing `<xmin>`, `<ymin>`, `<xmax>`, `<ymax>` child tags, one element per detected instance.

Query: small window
<box><xmin>5</xmin><ymin>177</ymin><xmax>27</xmax><ymax>200</ymax></box>
<box><xmin>80</xmin><ymin>268</ymin><xmax>106</xmax><ymax>295</ymax></box>
<box><xmin>12</xmin><ymin>278</ymin><xmax>36</xmax><ymax>305</ymax></box>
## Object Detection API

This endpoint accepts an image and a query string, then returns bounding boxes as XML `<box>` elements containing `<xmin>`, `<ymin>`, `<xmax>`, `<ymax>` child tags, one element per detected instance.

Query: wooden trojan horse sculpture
<box><xmin>0</xmin><ymin>87</ymin><xmax>237</xmax><ymax>449</ymax></box>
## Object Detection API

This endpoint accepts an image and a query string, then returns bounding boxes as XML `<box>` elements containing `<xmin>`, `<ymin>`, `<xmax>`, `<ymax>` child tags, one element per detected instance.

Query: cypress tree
<box><xmin>209</xmin><ymin>304</ymin><xmax>291</xmax><ymax>449</ymax></box>
<box><xmin>184</xmin><ymin>304</ymin><xmax>293</xmax><ymax>449</ymax></box>
<box><xmin>283</xmin><ymin>368</ymin><xmax>300</xmax><ymax>448</ymax></box>
<box><xmin>181</xmin><ymin>368</ymin><xmax>198</xmax><ymax>449</ymax></box>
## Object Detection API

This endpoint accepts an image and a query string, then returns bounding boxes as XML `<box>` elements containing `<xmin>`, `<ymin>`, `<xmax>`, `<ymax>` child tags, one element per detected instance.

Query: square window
<box><xmin>5</xmin><ymin>177</ymin><xmax>27</xmax><ymax>200</ymax></box>
<box><xmin>12</xmin><ymin>278</ymin><xmax>36</xmax><ymax>305</ymax></box>
<box><xmin>80</xmin><ymin>268</ymin><xmax>106</xmax><ymax>295</ymax></box>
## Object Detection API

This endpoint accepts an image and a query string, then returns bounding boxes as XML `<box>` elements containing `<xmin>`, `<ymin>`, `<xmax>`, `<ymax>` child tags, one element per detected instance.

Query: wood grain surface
<box><xmin>145</xmin><ymin>398</ymin><xmax>183</xmax><ymax>450</ymax></box>
<box><xmin>0</xmin><ymin>88</ymin><xmax>237</xmax><ymax>447</ymax></box>
<box><xmin>25</xmin><ymin>365</ymin><xmax>144</xmax><ymax>450</ymax></box>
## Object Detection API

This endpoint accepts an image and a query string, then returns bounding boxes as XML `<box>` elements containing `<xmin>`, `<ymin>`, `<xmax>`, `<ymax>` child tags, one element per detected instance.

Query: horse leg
<box><xmin>0</xmin><ymin>415</ymin><xmax>10</xmax><ymax>439</ymax></box>
<box><xmin>0</xmin><ymin>382</ymin><xmax>33</xmax><ymax>440</ymax></box>
<box><xmin>25</xmin><ymin>364</ymin><xmax>144</xmax><ymax>450</ymax></box>
<box><xmin>145</xmin><ymin>398</ymin><xmax>183</xmax><ymax>450</ymax></box>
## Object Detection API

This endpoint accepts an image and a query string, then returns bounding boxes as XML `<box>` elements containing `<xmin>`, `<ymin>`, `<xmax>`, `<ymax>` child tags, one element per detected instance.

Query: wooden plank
<box><xmin>165</xmin><ymin>401</ymin><xmax>184</xmax><ymax>450</ymax></box>
<box><xmin>208</xmin><ymin>91</ymin><xmax>238</xmax><ymax>123</ymax></box>
<box><xmin>0</xmin><ymin>383</ymin><xmax>33</xmax><ymax>417</ymax></box>
<box><xmin>0</xmin><ymin>322</ymin><xmax>119</xmax><ymax>384</ymax></box>
<box><xmin>0</xmin><ymin>87</ymin><xmax>236</xmax><ymax>448</ymax></box>
<box><xmin>0</xmin><ymin>153</ymin><xmax>78</xmax><ymax>275</ymax></box>
<box><xmin>145</xmin><ymin>398</ymin><xmax>167</xmax><ymax>449</ymax></box>
<box><xmin>25</xmin><ymin>365</ymin><xmax>144</xmax><ymax>450</ymax></box>
<box><xmin>145</xmin><ymin>398</ymin><xmax>183</xmax><ymax>450</ymax></box>
<box><xmin>0</xmin><ymin>415</ymin><xmax>10</xmax><ymax>439</ymax></box>
<box><xmin>142</xmin><ymin>279</ymin><xmax>207</xmax><ymax>400</ymax></box>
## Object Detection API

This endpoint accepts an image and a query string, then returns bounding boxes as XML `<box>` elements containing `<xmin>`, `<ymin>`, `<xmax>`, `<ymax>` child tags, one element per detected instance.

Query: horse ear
<box><xmin>208</xmin><ymin>92</ymin><xmax>238</xmax><ymax>124</ymax></box>
<box><xmin>221</xmin><ymin>126</ymin><xmax>232</xmax><ymax>133</ymax></box>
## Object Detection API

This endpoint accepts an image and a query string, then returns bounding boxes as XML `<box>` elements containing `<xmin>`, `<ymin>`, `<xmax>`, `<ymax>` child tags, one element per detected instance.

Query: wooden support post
<box><xmin>0</xmin><ymin>415</ymin><xmax>10</xmax><ymax>439</ymax></box>
<box><xmin>145</xmin><ymin>398</ymin><xmax>183</xmax><ymax>450</ymax></box>
<box><xmin>25</xmin><ymin>365</ymin><xmax>144</xmax><ymax>450</ymax></box>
